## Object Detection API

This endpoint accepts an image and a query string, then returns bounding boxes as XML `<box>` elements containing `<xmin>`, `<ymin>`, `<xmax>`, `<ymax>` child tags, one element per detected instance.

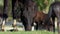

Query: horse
<box><xmin>34</xmin><ymin>11</ymin><xmax>54</xmax><ymax>31</ymax></box>
<box><xmin>20</xmin><ymin>0</ymin><xmax>38</xmax><ymax>31</ymax></box>
<box><xmin>12</xmin><ymin>0</ymin><xmax>38</xmax><ymax>31</ymax></box>
<box><xmin>44</xmin><ymin>1</ymin><xmax>60</xmax><ymax>33</ymax></box>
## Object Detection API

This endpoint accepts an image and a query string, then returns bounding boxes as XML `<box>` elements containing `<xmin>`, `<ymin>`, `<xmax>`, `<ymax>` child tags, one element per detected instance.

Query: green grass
<box><xmin>0</xmin><ymin>30</ymin><xmax>58</xmax><ymax>34</ymax></box>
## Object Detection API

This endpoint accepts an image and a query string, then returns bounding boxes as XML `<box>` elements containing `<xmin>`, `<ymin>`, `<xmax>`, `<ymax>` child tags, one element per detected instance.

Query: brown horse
<box><xmin>34</xmin><ymin>11</ymin><xmax>54</xmax><ymax>31</ymax></box>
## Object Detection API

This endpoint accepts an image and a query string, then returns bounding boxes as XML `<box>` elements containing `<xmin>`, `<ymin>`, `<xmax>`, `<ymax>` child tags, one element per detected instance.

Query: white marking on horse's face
<box><xmin>34</xmin><ymin>23</ymin><xmax>36</xmax><ymax>25</ymax></box>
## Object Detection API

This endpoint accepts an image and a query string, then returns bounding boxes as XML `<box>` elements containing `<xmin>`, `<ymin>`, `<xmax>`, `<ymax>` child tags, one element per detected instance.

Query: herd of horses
<box><xmin>0</xmin><ymin>0</ymin><xmax>60</xmax><ymax>33</ymax></box>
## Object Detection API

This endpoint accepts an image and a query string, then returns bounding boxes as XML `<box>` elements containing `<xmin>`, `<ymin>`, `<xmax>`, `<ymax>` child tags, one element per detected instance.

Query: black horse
<box><xmin>45</xmin><ymin>1</ymin><xmax>60</xmax><ymax>33</ymax></box>
<box><xmin>20</xmin><ymin>0</ymin><xmax>38</xmax><ymax>31</ymax></box>
<box><xmin>12</xmin><ymin>0</ymin><xmax>38</xmax><ymax>31</ymax></box>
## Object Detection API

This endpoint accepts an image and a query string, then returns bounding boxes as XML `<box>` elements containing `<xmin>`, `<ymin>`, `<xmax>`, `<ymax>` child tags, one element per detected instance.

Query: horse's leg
<box><xmin>38</xmin><ymin>21</ymin><xmax>43</xmax><ymax>30</ymax></box>
<box><xmin>12</xmin><ymin>19</ymin><xmax>18</xmax><ymax>31</ymax></box>
<box><xmin>31</xmin><ymin>21</ymin><xmax>34</xmax><ymax>31</ymax></box>
<box><xmin>35</xmin><ymin>22</ymin><xmax>38</xmax><ymax>30</ymax></box>
<box><xmin>35</xmin><ymin>21</ymin><xmax>40</xmax><ymax>30</ymax></box>
<box><xmin>47</xmin><ymin>22</ymin><xmax>53</xmax><ymax>31</ymax></box>
<box><xmin>0</xmin><ymin>18</ymin><xmax>2</xmax><ymax>31</ymax></box>
<box><xmin>1</xmin><ymin>19</ymin><xmax>6</xmax><ymax>31</ymax></box>
<box><xmin>1</xmin><ymin>0</ymin><xmax>9</xmax><ymax>31</ymax></box>
<box><xmin>12</xmin><ymin>0</ymin><xmax>18</xmax><ymax>31</ymax></box>
<box><xmin>57</xmin><ymin>18</ymin><xmax>60</xmax><ymax>34</ymax></box>
<box><xmin>1</xmin><ymin>18</ymin><xmax>7</xmax><ymax>31</ymax></box>
<box><xmin>31</xmin><ymin>24</ymin><xmax>34</xmax><ymax>31</ymax></box>
<box><xmin>51</xmin><ymin>16</ymin><xmax>55</xmax><ymax>32</ymax></box>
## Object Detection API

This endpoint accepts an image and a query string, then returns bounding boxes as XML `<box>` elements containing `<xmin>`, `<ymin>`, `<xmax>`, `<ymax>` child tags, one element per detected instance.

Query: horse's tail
<box><xmin>45</xmin><ymin>5</ymin><xmax>53</xmax><ymax>23</ymax></box>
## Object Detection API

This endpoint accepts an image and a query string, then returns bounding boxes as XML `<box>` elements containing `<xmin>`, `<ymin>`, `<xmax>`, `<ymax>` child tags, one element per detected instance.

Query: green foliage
<box><xmin>35</xmin><ymin>0</ymin><xmax>54</xmax><ymax>11</ymax></box>
<box><xmin>0</xmin><ymin>0</ymin><xmax>3</xmax><ymax>6</ymax></box>
<box><xmin>35</xmin><ymin>0</ymin><xmax>47</xmax><ymax>11</ymax></box>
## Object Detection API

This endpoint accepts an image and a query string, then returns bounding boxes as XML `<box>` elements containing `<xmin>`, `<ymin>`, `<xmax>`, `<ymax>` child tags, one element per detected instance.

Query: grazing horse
<box><xmin>44</xmin><ymin>1</ymin><xmax>60</xmax><ymax>33</ymax></box>
<box><xmin>20</xmin><ymin>0</ymin><xmax>38</xmax><ymax>31</ymax></box>
<box><xmin>12</xmin><ymin>0</ymin><xmax>38</xmax><ymax>31</ymax></box>
<box><xmin>34</xmin><ymin>11</ymin><xmax>54</xmax><ymax>31</ymax></box>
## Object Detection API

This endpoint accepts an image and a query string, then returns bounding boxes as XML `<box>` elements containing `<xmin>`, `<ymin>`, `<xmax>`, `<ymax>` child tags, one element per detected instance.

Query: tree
<box><xmin>35</xmin><ymin>0</ymin><xmax>54</xmax><ymax>13</ymax></box>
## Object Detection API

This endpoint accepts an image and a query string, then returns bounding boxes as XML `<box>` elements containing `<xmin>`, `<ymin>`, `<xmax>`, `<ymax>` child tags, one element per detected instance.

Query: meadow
<box><xmin>0</xmin><ymin>30</ymin><xmax>58</xmax><ymax>34</ymax></box>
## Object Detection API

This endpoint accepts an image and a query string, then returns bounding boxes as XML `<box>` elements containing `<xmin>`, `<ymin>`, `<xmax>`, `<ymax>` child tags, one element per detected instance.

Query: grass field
<box><xmin>0</xmin><ymin>30</ymin><xmax>58</xmax><ymax>34</ymax></box>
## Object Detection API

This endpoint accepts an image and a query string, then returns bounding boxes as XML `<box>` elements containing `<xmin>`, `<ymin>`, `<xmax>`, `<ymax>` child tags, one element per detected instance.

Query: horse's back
<box><xmin>50</xmin><ymin>1</ymin><xmax>60</xmax><ymax>17</ymax></box>
<box><xmin>34</xmin><ymin>11</ymin><xmax>47</xmax><ymax>22</ymax></box>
